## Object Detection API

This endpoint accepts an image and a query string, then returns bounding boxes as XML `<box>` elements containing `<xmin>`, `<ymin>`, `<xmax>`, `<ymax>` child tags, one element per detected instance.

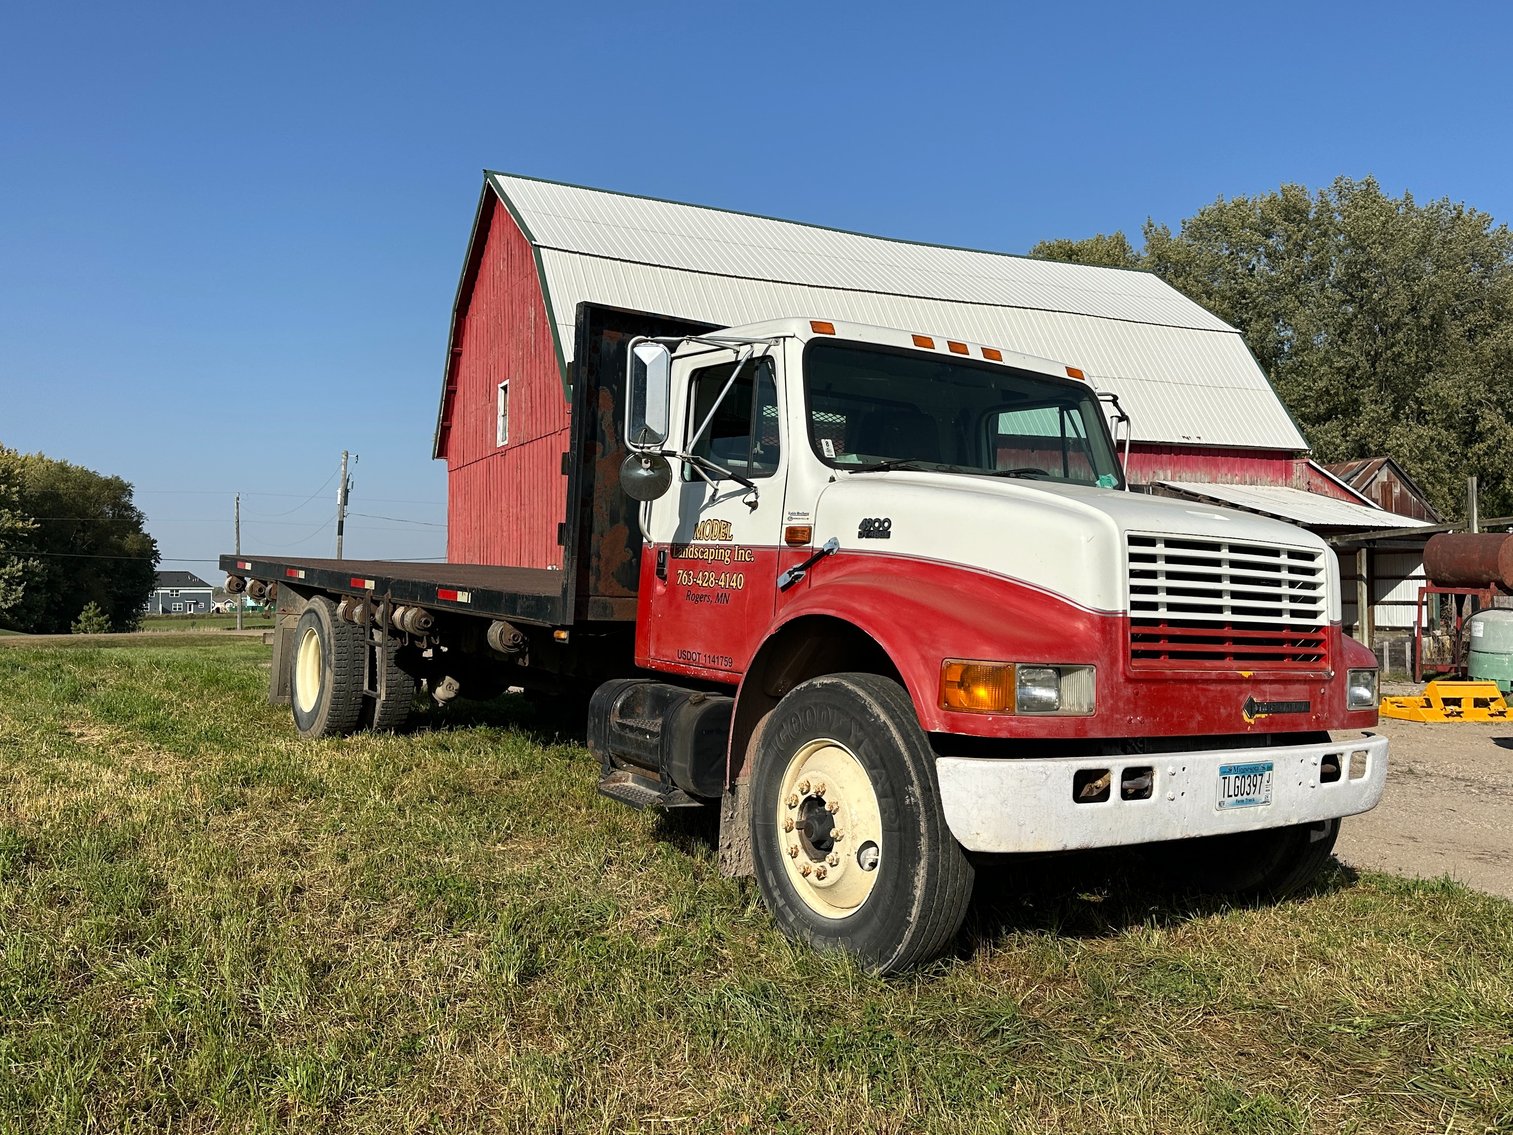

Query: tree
<box><xmin>71</xmin><ymin>601</ymin><xmax>111</xmax><ymax>634</ymax></box>
<box><xmin>1</xmin><ymin>450</ymin><xmax>159</xmax><ymax>634</ymax></box>
<box><xmin>1032</xmin><ymin>178</ymin><xmax>1513</xmax><ymax>519</ymax></box>
<box><xmin>1029</xmin><ymin>231</ymin><xmax>1143</xmax><ymax>270</ymax></box>
<box><xmin>0</xmin><ymin>446</ymin><xmax>39</xmax><ymax>618</ymax></box>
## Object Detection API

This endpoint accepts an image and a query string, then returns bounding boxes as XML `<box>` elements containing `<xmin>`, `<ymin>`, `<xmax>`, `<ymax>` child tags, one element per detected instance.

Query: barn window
<box><xmin>496</xmin><ymin>381</ymin><xmax>510</xmax><ymax>447</ymax></box>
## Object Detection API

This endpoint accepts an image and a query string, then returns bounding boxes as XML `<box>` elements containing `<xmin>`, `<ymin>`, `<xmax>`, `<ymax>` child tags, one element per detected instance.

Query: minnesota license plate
<box><xmin>1217</xmin><ymin>761</ymin><xmax>1274</xmax><ymax>810</ymax></box>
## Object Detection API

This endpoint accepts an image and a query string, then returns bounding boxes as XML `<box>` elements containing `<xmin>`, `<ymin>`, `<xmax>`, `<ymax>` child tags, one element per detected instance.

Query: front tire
<box><xmin>290</xmin><ymin>598</ymin><xmax>364</xmax><ymax>738</ymax></box>
<box><xmin>750</xmin><ymin>673</ymin><xmax>973</xmax><ymax>974</ymax></box>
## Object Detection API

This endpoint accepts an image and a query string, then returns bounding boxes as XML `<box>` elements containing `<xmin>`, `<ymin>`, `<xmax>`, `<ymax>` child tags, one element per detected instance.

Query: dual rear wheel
<box><xmin>289</xmin><ymin>597</ymin><xmax>416</xmax><ymax>738</ymax></box>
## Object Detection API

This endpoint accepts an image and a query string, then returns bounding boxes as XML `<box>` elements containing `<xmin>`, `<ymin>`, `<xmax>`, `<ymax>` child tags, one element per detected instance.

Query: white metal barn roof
<box><xmin>478</xmin><ymin>172</ymin><xmax>1309</xmax><ymax>451</ymax></box>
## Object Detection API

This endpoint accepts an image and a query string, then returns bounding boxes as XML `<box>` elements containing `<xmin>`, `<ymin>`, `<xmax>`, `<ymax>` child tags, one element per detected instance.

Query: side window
<box><xmin>686</xmin><ymin>357</ymin><xmax>780</xmax><ymax>479</ymax></box>
<box><xmin>496</xmin><ymin>381</ymin><xmax>510</xmax><ymax>447</ymax></box>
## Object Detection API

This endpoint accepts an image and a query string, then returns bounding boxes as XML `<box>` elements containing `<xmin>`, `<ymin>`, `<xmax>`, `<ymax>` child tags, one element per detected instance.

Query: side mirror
<box><xmin>620</xmin><ymin>451</ymin><xmax>672</xmax><ymax>502</ymax></box>
<box><xmin>626</xmin><ymin>339</ymin><xmax>671</xmax><ymax>450</ymax></box>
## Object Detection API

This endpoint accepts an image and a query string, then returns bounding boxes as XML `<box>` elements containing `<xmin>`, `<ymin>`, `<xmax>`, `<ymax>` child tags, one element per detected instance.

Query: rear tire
<box><xmin>361</xmin><ymin>633</ymin><xmax>417</xmax><ymax>732</ymax></box>
<box><xmin>290</xmin><ymin>598</ymin><xmax>364</xmax><ymax>738</ymax></box>
<box><xmin>750</xmin><ymin>673</ymin><xmax>973</xmax><ymax>974</ymax></box>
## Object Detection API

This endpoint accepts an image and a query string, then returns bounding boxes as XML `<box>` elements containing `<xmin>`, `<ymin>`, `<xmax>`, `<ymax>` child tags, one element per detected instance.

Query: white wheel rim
<box><xmin>776</xmin><ymin>737</ymin><xmax>883</xmax><ymax>918</ymax></box>
<box><xmin>294</xmin><ymin>626</ymin><xmax>323</xmax><ymax>715</ymax></box>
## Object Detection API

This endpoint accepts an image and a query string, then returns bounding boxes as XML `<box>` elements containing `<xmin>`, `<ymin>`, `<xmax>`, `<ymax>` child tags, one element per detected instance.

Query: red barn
<box><xmin>432</xmin><ymin>173</ymin><xmax>1429</xmax><ymax>616</ymax></box>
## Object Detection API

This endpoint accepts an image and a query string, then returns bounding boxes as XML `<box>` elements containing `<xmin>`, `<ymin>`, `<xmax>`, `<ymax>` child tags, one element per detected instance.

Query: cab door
<box><xmin>638</xmin><ymin>347</ymin><xmax>786</xmax><ymax>678</ymax></box>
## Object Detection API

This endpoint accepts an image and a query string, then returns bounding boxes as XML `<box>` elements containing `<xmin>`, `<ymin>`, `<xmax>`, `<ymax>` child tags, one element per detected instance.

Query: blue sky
<box><xmin>3</xmin><ymin>0</ymin><xmax>1509</xmax><ymax>578</ymax></box>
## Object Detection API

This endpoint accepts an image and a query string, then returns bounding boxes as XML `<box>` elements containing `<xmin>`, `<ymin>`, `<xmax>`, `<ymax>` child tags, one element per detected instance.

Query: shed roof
<box><xmin>1158</xmin><ymin>481</ymin><xmax>1433</xmax><ymax>531</ymax></box>
<box><xmin>444</xmin><ymin>172</ymin><xmax>1309</xmax><ymax>453</ymax></box>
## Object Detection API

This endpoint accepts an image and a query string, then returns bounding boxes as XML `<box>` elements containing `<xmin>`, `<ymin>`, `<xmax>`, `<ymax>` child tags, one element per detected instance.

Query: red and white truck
<box><xmin>224</xmin><ymin>302</ymin><xmax>1387</xmax><ymax>973</ymax></box>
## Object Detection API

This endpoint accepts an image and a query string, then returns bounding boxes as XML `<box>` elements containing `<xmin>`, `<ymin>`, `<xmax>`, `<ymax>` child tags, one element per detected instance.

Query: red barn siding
<box><xmin>1292</xmin><ymin>461</ymin><xmax>1371</xmax><ymax>504</ymax></box>
<box><xmin>1125</xmin><ymin>444</ymin><xmax>1296</xmax><ymax>485</ymax></box>
<box><xmin>1125</xmin><ymin>446</ymin><xmax>1366</xmax><ymax>505</ymax></box>
<box><xmin>439</xmin><ymin>196</ymin><xmax>569</xmax><ymax>567</ymax></box>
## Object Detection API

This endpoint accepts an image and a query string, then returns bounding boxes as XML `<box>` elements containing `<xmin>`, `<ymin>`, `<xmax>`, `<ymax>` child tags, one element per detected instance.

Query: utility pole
<box><xmin>335</xmin><ymin>450</ymin><xmax>351</xmax><ymax>559</ymax></box>
<box><xmin>234</xmin><ymin>493</ymin><xmax>243</xmax><ymax>631</ymax></box>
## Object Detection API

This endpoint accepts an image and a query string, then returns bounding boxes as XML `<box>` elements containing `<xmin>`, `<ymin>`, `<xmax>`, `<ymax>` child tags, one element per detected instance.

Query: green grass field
<box><xmin>0</xmin><ymin>640</ymin><xmax>1508</xmax><ymax>1134</ymax></box>
<box><xmin>139</xmin><ymin>613</ymin><xmax>276</xmax><ymax>632</ymax></box>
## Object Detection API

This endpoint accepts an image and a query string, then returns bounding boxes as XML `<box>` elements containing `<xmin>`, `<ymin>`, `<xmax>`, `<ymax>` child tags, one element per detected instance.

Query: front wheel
<box><xmin>750</xmin><ymin>673</ymin><xmax>973</xmax><ymax>974</ymax></box>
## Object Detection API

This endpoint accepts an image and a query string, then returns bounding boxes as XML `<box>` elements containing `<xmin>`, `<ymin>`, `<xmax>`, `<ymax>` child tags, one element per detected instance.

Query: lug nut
<box><xmin>827</xmin><ymin>853</ymin><xmax>840</xmax><ymax>867</ymax></box>
<box><xmin>815</xmin><ymin>866</ymin><xmax>828</xmax><ymax>880</ymax></box>
<box><xmin>787</xmin><ymin>794</ymin><xmax>799</xmax><ymax>808</ymax></box>
<box><xmin>788</xmin><ymin>844</ymin><xmax>800</xmax><ymax>858</ymax></box>
<box><xmin>813</xmin><ymin>781</ymin><xmax>826</xmax><ymax>795</ymax></box>
<box><xmin>800</xmin><ymin>863</ymin><xmax>812</xmax><ymax>877</ymax></box>
<box><xmin>825</xmin><ymin>800</ymin><xmax>839</xmax><ymax>813</ymax></box>
<box><xmin>797</xmin><ymin>780</ymin><xmax>810</xmax><ymax>795</ymax></box>
<box><xmin>783</xmin><ymin>818</ymin><xmax>794</xmax><ymax>832</ymax></box>
<box><xmin>832</xmin><ymin>829</ymin><xmax>844</xmax><ymax>841</ymax></box>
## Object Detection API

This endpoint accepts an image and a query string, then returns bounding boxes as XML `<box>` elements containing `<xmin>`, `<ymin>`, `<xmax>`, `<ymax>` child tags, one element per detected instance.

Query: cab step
<box><xmin>597</xmin><ymin>768</ymin><xmax>703</xmax><ymax>810</ymax></box>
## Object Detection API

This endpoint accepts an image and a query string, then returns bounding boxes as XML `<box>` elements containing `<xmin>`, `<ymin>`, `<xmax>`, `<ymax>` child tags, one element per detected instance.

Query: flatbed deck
<box><xmin>219</xmin><ymin>555</ymin><xmax>570</xmax><ymax>625</ymax></box>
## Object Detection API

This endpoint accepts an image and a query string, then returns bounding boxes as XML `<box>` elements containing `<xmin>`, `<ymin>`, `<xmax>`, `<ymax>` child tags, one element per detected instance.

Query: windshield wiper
<box><xmin>851</xmin><ymin>458</ymin><xmax>969</xmax><ymax>474</ymax></box>
<box><xmin>981</xmin><ymin>467</ymin><xmax>1053</xmax><ymax>479</ymax></box>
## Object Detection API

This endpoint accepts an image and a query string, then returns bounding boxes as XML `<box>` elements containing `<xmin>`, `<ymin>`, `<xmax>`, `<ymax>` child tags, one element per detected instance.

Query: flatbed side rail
<box><xmin>218</xmin><ymin>555</ymin><xmax>569</xmax><ymax>626</ymax></box>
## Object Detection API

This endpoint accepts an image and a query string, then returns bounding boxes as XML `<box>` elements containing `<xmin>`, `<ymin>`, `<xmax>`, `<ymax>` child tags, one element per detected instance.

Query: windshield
<box><xmin>803</xmin><ymin>340</ymin><xmax>1124</xmax><ymax>488</ymax></box>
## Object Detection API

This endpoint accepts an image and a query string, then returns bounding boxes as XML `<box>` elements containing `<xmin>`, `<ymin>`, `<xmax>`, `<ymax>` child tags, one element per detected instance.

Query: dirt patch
<box><xmin>1335</xmin><ymin>688</ymin><xmax>1513</xmax><ymax>899</ymax></box>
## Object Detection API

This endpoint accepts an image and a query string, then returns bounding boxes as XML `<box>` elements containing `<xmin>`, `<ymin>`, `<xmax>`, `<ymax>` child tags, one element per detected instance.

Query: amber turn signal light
<box><xmin>810</xmin><ymin>321</ymin><xmax>836</xmax><ymax>335</ymax></box>
<box><xmin>940</xmin><ymin>660</ymin><xmax>1016</xmax><ymax>713</ymax></box>
<box><xmin>784</xmin><ymin>525</ymin><xmax>813</xmax><ymax>546</ymax></box>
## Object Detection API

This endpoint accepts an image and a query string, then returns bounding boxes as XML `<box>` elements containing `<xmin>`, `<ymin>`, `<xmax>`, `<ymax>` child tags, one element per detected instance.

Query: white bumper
<box><xmin>936</xmin><ymin>734</ymin><xmax>1389</xmax><ymax>853</ymax></box>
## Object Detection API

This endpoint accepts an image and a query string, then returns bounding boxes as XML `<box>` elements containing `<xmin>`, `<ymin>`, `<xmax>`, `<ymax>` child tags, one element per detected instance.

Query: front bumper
<box><xmin>937</xmin><ymin>733</ymin><xmax>1388</xmax><ymax>853</ymax></box>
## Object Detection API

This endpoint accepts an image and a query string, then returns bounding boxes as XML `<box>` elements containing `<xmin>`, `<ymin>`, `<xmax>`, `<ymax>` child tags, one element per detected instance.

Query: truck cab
<box><xmin>607</xmin><ymin>315</ymin><xmax>1386</xmax><ymax>970</ymax></box>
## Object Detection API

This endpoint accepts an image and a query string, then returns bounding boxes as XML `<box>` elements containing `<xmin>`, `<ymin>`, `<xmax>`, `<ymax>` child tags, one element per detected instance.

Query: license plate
<box><xmin>1217</xmin><ymin>761</ymin><xmax>1274</xmax><ymax>810</ymax></box>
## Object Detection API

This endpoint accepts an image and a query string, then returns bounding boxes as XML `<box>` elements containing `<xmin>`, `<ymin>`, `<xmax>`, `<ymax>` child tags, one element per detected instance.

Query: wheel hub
<box><xmin>294</xmin><ymin>626</ymin><xmax>323</xmax><ymax>715</ymax></box>
<box><xmin>776</xmin><ymin>739</ymin><xmax>883</xmax><ymax>917</ymax></box>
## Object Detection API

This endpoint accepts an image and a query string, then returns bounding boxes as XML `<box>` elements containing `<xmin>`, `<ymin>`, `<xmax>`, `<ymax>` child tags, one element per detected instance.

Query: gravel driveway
<box><xmin>1334</xmin><ymin>704</ymin><xmax>1513</xmax><ymax>900</ymax></box>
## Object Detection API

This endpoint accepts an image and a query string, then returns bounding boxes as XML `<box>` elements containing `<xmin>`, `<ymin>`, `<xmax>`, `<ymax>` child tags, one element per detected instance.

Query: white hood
<box><xmin>812</xmin><ymin>472</ymin><xmax>1335</xmax><ymax>616</ymax></box>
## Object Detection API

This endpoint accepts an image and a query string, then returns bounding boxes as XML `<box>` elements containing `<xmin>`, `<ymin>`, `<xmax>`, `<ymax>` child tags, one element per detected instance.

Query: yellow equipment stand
<box><xmin>1380</xmin><ymin>680</ymin><xmax>1510</xmax><ymax>723</ymax></box>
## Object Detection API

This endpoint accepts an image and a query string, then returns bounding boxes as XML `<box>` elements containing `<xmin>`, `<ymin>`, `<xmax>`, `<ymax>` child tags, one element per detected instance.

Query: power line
<box><xmin>3</xmin><ymin>550</ymin><xmax>211</xmax><ymax>563</ymax></box>
<box><xmin>252</xmin><ymin>468</ymin><xmax>340</xmax><ymax>519</ymax></box>
<box><xmin>135</xmin><ymin>489</ymin><xmax>445</xmax><ymax>506</ymax></box>
<box><xmin>348</xmin><ymin>512</ymin><xmax>446</xmax><ymax>527</ymax></box>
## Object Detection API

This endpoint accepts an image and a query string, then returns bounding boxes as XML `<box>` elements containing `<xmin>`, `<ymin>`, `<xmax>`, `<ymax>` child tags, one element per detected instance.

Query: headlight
<box><xmin>940</xmin><ymin>661</ymin><xmax>1095</xmax><ymax>715</ymax></box>
<box><xmin>1016</xmin><ymin>666</ymin><xmax>1062</xmax><ymax>713</ymax></box>
<box><xmin>1347</xmin><ymin>668</ymin><xmax>1378</xmax><ymax>710</ymax></box>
